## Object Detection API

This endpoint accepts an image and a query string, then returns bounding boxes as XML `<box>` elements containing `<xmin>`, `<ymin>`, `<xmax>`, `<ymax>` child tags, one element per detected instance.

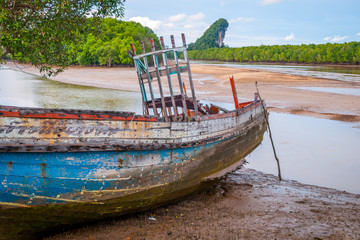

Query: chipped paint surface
<box><xmin>0</xmin><ymin>101</ymin><xmax>263</xmax><ymax>152</ymax></box>
<box><xmin>0</xmin><ymin>101</ymin><xmax>265</xmax><ymax>205</ymax></box>
<box><xmin>0</xmin><ymin>101</ymin><xmax>267</xmax><ymax>239</ymax></box>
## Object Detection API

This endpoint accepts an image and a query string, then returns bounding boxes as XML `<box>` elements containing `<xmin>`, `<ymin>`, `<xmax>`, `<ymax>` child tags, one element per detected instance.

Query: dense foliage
<box><xmin>188</xmin><ymin>42</ymin><xmax>360</xmax><ymax>64</ymax></box>
<box><xmin>188</xmin><ymin>18</ymin><xmax>228</xmax><ymax>51</ymax></box>
<box><xmin>0</xmin><ymin>0</ymin><xmax>125</xmax><ymax>76</ymax></box>
<box><xmin>69</xmin><ymin>18</ymin><xmax>160</xmax><ymax>67</ymax></box>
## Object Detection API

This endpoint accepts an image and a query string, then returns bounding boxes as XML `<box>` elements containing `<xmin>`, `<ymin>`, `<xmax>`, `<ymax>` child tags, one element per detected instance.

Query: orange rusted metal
<box><xmin>229</xmin><ymin>75</ymin><xmax>239</xmax><ymax>110</ymax></box>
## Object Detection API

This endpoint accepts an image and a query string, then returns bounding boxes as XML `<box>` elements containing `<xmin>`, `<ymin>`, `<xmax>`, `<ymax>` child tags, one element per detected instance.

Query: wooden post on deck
<box><xmin>131</xmin><ymin>43</ymin><xmax>149</xmax><ymax>115</ymax></box>
<box><xmin>171</xmin><ymin>35</ymin><xmax>188</xmax><ymax>118</ymax></box>
<box><xmin>160</xmin><ymin>36</ymin><xmax>178</xmax><ymax>120</ymax></box>
<box><xmin>141</xmin><ymin>41</ymin><xmax>158</xmax><ymax>116</ymax></box>
<box><xmin>229</xmin><ymin>75</ymin><xmax>239</xmax><ymax>110</ymax></box>
<box><xmin>182</xmin><ymin>33</ymin><xmax>199</xmax><ymax>118</ymax></box>
<box><xmin>151</xmin><ymin>39</ymin><xmax>169</xmax><ymax>121</ymax></box>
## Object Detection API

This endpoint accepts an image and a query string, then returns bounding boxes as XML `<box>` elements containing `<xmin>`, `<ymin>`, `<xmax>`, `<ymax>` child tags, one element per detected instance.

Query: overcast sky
<box><xmin>123</xmin><ymin>0</ymin><xmax>360</xmax><ymax>47</ymax></box>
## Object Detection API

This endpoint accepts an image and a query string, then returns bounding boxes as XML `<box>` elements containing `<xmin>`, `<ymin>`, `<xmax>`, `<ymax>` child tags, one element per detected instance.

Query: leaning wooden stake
<box><xmin>255</xmin><ymin>81</ymin><xmax>282</xmax><ymax>181</ymax></box>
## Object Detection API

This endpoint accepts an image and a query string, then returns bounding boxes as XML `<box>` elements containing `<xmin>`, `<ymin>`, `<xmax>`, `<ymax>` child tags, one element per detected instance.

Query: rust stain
<box><xmin>7</xmin><ymin>161</ymin><xmax>13</xmax><ymax>169</ymax></box>
<box><xmin>118</xmin><ymin>158</ymin><xmax>124</xmax><ymax>168</ymax></box>
<box><xmin>40</xmin><ymin>163</ymin><xmax>47</xmax><ymax>178</ymax></box>
<box><xmin>0</xmin><ymin>107</ymin><xmax>158</xmax><ymax>122</ymax></box>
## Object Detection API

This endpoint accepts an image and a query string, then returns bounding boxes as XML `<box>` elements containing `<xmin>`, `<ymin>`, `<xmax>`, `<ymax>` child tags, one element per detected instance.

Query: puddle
<box><xmin>295</xmin><ymin>87</ymin><xmax>360</xmax><ymax>96</ymax></box>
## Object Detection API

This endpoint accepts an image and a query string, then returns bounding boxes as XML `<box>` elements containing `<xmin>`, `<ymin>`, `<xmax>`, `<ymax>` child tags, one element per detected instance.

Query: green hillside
<box><xmin>188</xmin><ymin>18</ymin><xmax>229</xmax><ymax>51</ymax></box>
<box><xmin>188</xmin><ymin>42</ymin><xmax>360</xmax><ymax>64</ymax></box>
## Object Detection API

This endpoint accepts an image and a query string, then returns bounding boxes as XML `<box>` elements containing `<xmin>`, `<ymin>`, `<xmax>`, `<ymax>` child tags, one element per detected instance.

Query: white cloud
<box><xmin>188</xmin><ymin>13</ymin><xmax>206</xmax><ymax>22</ymax></box>
<box><xmin>261</xmin><ymin>0</ymin><xmax>282</xmax><ymax>5</ymax></box>
<box><xmin>168</xmin><ymin>12</ymin><xmax>205</xmax><ymax>23</ymax></box>
<box><xmin>229</xmin><ymin>17</ymin><xmax>255</xmax><ymax>23</ymax></box>
<box><xmin>357</xmin><ymin>33</ymin><xmax>360</xmax><ymax>36</ymax></box>
<box><xmin>184</xmin><ymin>24</ymin><xmax>195</xmax><ymax>29</ymax></box>
<box><xmin>220</xmin><ymin>1</ymin><xmax>226</xmax><ymax>7</ymax></box>
<box><xmin>284</xmin><ymin>33</ymin><xmax>295</xmax><ymax>41</ymax></box>
<box><xmin>163</xmin><ymin>23</ymin><xmax>175</xmax><ymax>28</ymax></box>
<box><xmin>168</xmin><ymin>13</ymin><xmax>187</xmax><ymax>23</ymax></box>
<box><xmin>129</xmin><ymin>16</ymin><xmax>162</xmax><ymax>30</ymax></box>
<box><xmin>323</xmin><ymin>35</ymin><xmax>348</xmax><ymax>42</ymax></box>
<box><xmin>128</xmin><ymin>12</ymin><xmax>207</xmax><ymax>44</ymax></box>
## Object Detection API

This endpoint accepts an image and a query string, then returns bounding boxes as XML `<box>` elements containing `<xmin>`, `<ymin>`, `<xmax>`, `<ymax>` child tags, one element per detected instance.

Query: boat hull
<box><xmin>0</xmin><ymin>103</ymin><xmax>267</xmax><ymax>239</ymax></box>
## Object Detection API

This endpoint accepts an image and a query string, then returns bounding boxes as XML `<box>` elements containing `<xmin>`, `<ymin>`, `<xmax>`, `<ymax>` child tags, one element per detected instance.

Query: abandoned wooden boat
<box><xmin>0</xmin><ymin>34</ymin><xmax>267</xmax><ymax>239</ymax></box>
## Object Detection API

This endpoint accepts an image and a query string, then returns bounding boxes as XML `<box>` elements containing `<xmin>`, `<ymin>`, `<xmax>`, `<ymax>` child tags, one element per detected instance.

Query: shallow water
<box><xmin>1</xmin><ymin>68</ymin><xmax>360</xmax><ymax>194</ymax></box>
<box><xmin>0</xmin><ymin>68</ymin><xmax>142</xmax><ymax>113</ymax></box>
<box><xmin>295</xmin><ymin>87</ymin><xmax>360</xmax><ymax>96</ymax></box>
<box><xmin>246</xmin><ymin>112</ymin><xmax>360</xmax><ymax>194</ymax></box>
<box><xmin>193</xmin><ymin>61</ymin><xmax>360</xmax><ymax>83</ymax></box>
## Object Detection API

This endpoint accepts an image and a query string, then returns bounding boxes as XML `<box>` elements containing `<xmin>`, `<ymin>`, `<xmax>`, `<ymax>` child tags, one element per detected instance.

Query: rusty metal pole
<box><xmin>171</xmin><ymin>35</ymin><xmax>188</xmax><ymax>119</ymax></box>
<box><xmin>131</xmin><ymin>43</ymin><xmax>149</xmax><ymax>115</ymax></box>
<box><xmin>181</xmin><ymin>33</ymin><xmax>198</xmax><ymax>118</ymax></box>
<box><xmin>160</xmin><ymin>36</ymin><xmax>178</xmax><ymax>121</ymax></box>
<box><xmin>141</xmin><ymin>41</ymin><xmax>158</xmax><ymax>116</ymax></box>
<box><xmin>151</xmin><ymin>39</ymin><xmax>169</xmax><ymax>122</ymax></box>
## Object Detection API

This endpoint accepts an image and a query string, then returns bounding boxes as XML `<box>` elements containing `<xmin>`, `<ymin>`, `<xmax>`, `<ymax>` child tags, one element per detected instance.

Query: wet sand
<box><xmin>5</xmin><ymin>62</ymin><xmax>360</xmax><ymax>239</ymax></box>
<box><xmin>46</xmin><ymin>168</ymin><xmax>360</xmax><ymax>240</ymax></box>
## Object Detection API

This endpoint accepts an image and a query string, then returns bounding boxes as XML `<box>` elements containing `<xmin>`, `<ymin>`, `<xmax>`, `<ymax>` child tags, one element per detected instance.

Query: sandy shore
<box><xmin>5</xmin><ymin>62</ymin><xmax>360</xmax><ymax>239</ymax></box>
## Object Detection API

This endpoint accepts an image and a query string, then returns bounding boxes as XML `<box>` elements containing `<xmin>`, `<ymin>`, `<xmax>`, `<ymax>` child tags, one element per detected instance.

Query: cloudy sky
<box><xmin>124</xmin><ymin>0</ymin><xmax>360</xmax><ymax>47</ymax></box>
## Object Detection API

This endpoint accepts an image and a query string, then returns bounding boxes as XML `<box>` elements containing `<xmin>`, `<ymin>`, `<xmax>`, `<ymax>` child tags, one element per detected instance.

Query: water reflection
<box><xmin>246</xmin><ymin>112</ymin><xmax>360</xmax><ymax>194</ymax></box>
<box><xmin>0</xmin><ymin>69</ymin><xmax>142</xmax><ymax>113</ymax></box>
<box><xmin>193</xmin><ymin>61</ymin><xmax>360</xmax><ymax>83</ymax></box>
<box><xmin>295</xmin><ymin>87</ymin><xmax>360</xmax><ymax>96</ymax></box>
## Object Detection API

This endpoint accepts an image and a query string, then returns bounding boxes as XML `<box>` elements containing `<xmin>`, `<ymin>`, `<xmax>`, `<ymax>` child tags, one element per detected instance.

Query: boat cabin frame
<box><xmin>130</xmin><ymin>34</ymin><xmax>205</xmax><ymax>122</ymax></box>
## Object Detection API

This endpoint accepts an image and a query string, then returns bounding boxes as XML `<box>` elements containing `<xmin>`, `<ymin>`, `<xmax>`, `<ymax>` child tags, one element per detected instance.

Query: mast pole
<box><xmin>131</xmin><ymin>43</ymin><xmax>148</xmax><ymax>115</ymax></box>
<box><xmin>171</xmin><ymin>35</ymin><xmax>188</xmax><ymax>119</ymax></box>
<box><xmin>160</xmin><ymin>36</ymin><xmax>178</xmax><ymax>121</ymax></box>
<box><xmin>151</xmin><ymin>39</ymin><xmax>169</xmax><ymax>122</ymax></box>
<box><xmin>181</xmin><ymin>33</ymin><xmax>198</xmax><ymax>118</ymax></box>
<box><xmin>141</xmin><ymin>41</ymin><xmax>158</xmax><ymax>116</ymax></box>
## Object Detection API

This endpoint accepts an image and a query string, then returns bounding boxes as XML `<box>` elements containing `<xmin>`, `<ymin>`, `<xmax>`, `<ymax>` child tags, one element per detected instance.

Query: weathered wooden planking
<box><xmin>0</xmin><ymin>101</ymin><xmax>263</xmax><ymax>152</ymax></box>
<box><xmin>0</xmin><ymin>111</ymin><xmax>267</xmax><ymax>239</ymax></box>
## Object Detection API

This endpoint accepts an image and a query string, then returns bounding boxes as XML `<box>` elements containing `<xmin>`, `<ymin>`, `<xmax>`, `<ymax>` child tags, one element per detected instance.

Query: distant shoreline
<box><xmin>190</xmin><ymin>59</ymin><xmax>360</xmax><ymax>68</ymax></box>
<box><xmin>4</xmin><ymin>59</ymin><xmax>360</xmax><ymax>70</ymax></box>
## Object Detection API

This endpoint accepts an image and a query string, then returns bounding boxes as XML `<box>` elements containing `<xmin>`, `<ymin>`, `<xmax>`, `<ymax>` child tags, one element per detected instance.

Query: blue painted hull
<box><xmin>1</xmin><ymin>142</ymin><xmax>217</xmax><ymax>206</ymax></box>
<box><xmin>0</xmin><ymin>101</ymin><xmax>267</xmax><ymax>239</ymax></box>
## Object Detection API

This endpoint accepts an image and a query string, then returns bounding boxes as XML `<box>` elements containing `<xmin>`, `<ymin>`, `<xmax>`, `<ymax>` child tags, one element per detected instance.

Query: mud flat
<box><xmin>6</xmin><ymin>62</ymin><xmax>360</xmax><ymax>123</ymax></box>
<box><xmin>45</xmin><ymin>167</ymin><xmax>360</xmax><ymax>240</ymax></box>
<box><xmin>5</xmin><ymin>62</ymin><xmax>360</xmax><ymax>239</ymax></box>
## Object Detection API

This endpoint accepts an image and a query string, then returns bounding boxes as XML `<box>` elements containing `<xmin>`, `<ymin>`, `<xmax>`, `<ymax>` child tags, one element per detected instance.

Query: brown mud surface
<box><xmin>5</xmin><ymin>62</ymin><xmax>360</xmax><ymax>239</ymax></box>
<box><xmin>46</xmin><ymin>168</ymin><xmax>360</xmax><ymax>240</ymax></box>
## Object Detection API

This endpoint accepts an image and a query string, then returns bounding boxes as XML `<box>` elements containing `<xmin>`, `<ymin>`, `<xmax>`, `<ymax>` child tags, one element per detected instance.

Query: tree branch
<box><xmin>0</xmin><ymin>49</ymin><xmax>10</xmax><ymax>60</ymax></box>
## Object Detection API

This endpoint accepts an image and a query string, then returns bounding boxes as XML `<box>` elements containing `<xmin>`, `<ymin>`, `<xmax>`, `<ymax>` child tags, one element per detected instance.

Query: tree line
<box><xmin>188</xmin><ymin>42</ymin><xmax>360</xmax><ymax>64</ymax></box>
<box><xmin>68</xmin><ymin>18</ymin><xmax>160</xmax><ymax>67</ymax></box>
<box><xmin>1</xmin><ymin>16</ymin><xmax>160</xmax><ymax>69</ymax></box>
